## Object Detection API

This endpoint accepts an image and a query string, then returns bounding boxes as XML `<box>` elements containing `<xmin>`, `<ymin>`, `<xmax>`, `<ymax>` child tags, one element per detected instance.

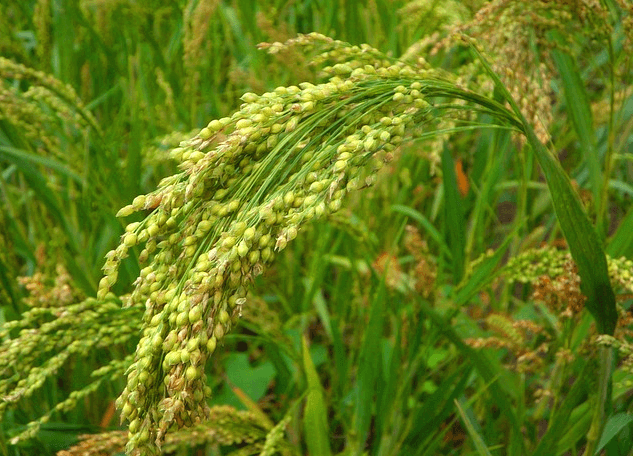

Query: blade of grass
<box><xmin>352</xmin><ymin>278</ymin><xmax>386</xmax><ymax>453</ymax></box>
<box><xmin>606</xmin><ymin>204</ymin><xmax>633</xmax><ymax>257</ymax></box>
<box><xmin>531</xmin><ymin>359</ymin><xmax>592</xmax><ymax>456</ymax></box>
<box><xmin>453</xmin><ymin>235</ymin><xmax>513</xmax><ymax>306</ymax></box>
<box><xmin>374</xmin><ymin>327</ymin><xmax>402</xmax><ymax>455</ymax></box>
<box><xmin>405</xmin><ymin>364</ymin><xmax>473</xmax><ymax>452</ymax></box>
<box><xmin>416</xmin><ymin>297</ymin><xmax>524</xmax><ymax>454</ymax></box>
<box><xmin>472</xmin><ymin>46</ymin><xmax>617</xmax><ymax>453</ymax></box>
<box><xmin>302</xmin><ymin>336</ymin><xmax>332</xmax><ymax>456</ymax></box>
<box><xmin>583</xmin><ymin>347</ymin><xmax>614</xmax><ymax>456</ymax></box>
<box><xmin>231</xmin><ymin>385</ymin><xmax>275</xmax><ymax>430</ymax></box>
<box><xmin>455</xmin><ymin>399</ymin><xmax>493</xmax><ymax>456</ymax></box>
<box><xmin>0</xmin><ymin>146</ymin><xmax>83</xmax><ymax>184</ymax></box>
<box><xmin>465</xmin><ymin>126</ymin><xmax>512</xmax><ymax>258</ymax></box>
<box><xmin>551</xmin><ymin>49</ymin><xmax>602</xmax><ymax>220</ymax></box>
<box><xmin>594</xmin><ymin>412</ymin><xmax>633</xmax><ymax>455</ymax></box>
<box><xmin>553</xmin><ymin>402</ymin><xmax>592</xmax><ymax>455</ymax></box>
<box><xmin>6</xmin><ymin>156</ymin><xmax>86</xmax><ymax>273</ymax></box>
<box><xmin>442</xmin><ymin>147</ymin><xmax>466</xmax><ymax>283</ymax></box>
<box><xmin>390</xmin><ymin>204</ymin><xmax>452</xmax><ymax>259</ymax></box>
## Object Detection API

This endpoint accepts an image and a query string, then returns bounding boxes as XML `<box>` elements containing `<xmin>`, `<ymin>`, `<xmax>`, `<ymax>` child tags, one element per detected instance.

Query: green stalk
<box><xmin>583</xmin><ymin>346</ymin><xmax>613</xmax><ymax>456</ymax></box>
<box><xmin>598</xmin><ymin>35</ymin><xmax>616</xmax><ymax>242</ymax></box>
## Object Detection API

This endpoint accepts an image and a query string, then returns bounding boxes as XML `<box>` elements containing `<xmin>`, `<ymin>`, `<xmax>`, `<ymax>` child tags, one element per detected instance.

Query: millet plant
<box><xmin>2</xmin><ymin>1</ymin><xmax>633</xmax><ymax>455</ymax></box>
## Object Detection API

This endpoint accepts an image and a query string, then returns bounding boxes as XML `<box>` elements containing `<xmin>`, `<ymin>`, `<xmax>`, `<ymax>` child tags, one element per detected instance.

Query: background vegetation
<box><xmin>1</xmin><ymin>0</ymin><xmax>633</xmax><ymax>455</ymax></box>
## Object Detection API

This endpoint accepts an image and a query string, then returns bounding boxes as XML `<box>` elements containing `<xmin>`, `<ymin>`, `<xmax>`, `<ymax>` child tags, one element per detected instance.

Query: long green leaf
<box><xmin>531</xmin><ymin>360</ymin><xmax>592</xmax><ymax>456</ymax></box>
<box><xmin>442</xmin><ymin>147</ymin><xmax>466</xmax><ymax>282</ymax></box>
<box><xmin>526</xmin><ymin>122</ymin><xmax>616</xmax><ymax>335</ymax></box>
<box><xmin>390</xmin><ymin>204</ymin><xmax>452</xmax><ymax>259</ymax></box>
<box><xmin>595</xmin><ymin>413</ymin><xmax>633</xmax><ymax>455</ymax></box>
<box><xmin>416</xmin><ymin>299</ymin><xmax>524</xmax><ymax>453</ymax></box>
<box><xmin>353</xmin><ymin>279</ymin><xmax>386</xmax><ymax>452</ymax></box>
<box><xmin>406</xmin><ymin>365</ymin><xmax>472</xmax><ymax>453</ymax></box>
<box><xmin>453</xmin><ymin>236</ymin><xmax>512</xmax><ymax>306</ymax></box>
<box><xmin>553</xmin><ymin>402</ymin><xmax>592</xmax><ymax>454</ymax></box>
<box><xmin>302</xmin><ymin>336</ymin><xmax>332</xmax><ymax>456</ymax></box>
<box><xmin>0</xmin><ymin>146</ymin><xmax>83</xmax><ymax>184</ymax></box>
<box><xmin>472</xmin><ymin>45</ymin><xmax>617</xmax><ymax>335</ymax></box>
<box><xmin>455</xmin><ymin>399</ymin><xmax>493</xmax><ymax>456</ymax></box>
<box><xmin>607</xmin><ymin>204</ymin><xmax>633</xmax><ymax>257</ymax></box>
<box><xmin>551</xmin><ymin>49</ymin><xmax>602</xmax><ymax>208</ymax></box>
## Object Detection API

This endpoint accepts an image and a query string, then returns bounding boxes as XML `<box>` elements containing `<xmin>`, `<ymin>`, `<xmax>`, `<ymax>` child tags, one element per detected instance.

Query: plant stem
<box><xmin>597</xmin><ymin>35</ymin><xmax>616</xmax><ymax>241</ymax></box>
<box><xmin>583</xmin><ymin>346</ymin><xmax>613</xmax><ymax>456</ymax></box>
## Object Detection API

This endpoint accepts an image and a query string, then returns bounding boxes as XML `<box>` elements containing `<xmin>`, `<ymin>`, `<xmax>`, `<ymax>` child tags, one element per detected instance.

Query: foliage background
<box><xmin>1</xmin><ymin>0</ymin><xmax>633</xmax><ymax>455</ymax></box>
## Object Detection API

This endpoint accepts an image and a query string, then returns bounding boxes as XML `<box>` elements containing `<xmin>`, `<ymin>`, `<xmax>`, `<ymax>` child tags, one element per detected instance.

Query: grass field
<box><xmin>1</xmin><ymin>1</ymin><xmax>633</xmax><ymax>455</ymax></box>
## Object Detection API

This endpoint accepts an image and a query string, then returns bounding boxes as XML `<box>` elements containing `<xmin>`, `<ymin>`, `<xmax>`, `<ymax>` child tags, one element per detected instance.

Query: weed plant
<box><xmin>1</xmin><ymin>1</ymin><xmax>633</xmax><ymax>456</ymax></box>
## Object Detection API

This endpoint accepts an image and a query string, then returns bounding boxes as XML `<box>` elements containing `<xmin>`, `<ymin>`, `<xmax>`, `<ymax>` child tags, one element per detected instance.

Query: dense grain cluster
<box><xmin>98</xmin><ymin>33</ymin><xmax>457</xmax><ymax>454</ymax></box>
<box><xmin>503</xmin><ymin>247</ymin><xmax>633</xmax><ymax>298</ymax></box>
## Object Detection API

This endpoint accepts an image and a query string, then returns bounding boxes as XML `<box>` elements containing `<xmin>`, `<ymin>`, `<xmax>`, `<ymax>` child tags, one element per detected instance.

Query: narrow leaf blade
<box><xmin>302</xmin><ymin>337</ymin><xmax>332</xmax><ymax>456</ymax></box>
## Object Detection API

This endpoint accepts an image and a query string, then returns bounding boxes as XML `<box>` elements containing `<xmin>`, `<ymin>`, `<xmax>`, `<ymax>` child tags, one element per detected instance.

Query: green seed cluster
<box><xmin>262</xmin><ymin>32</ymin><xmax>392</xmax><ymax>70</ymax></box>
<box><xmin>10</xmin><ymin>355</ymin><xmax>133</xmax><ymax>445</ymax></box>
<box><xmin>502</xmin><ymin>247</ymin><xmax>570</xmax><ymax>284</ymax></box>
<box><xmin>607</xmin><ymin>256</ymin><xmax>633</xmax><ymax>294</ymax></box>
<box><xmin>57</xmin><ymin>430</ymin><xmax>129</xmax><ymax>456</ymax></box>
<box><xmin>0</xmin><ymin>56</ymin><xmax>102</xmax><ymax>146</ymax></box>
<box><xmin>503</xmin><ymin>247</ymin><xmax>633</xmax><ymax>296</ymax></box>
<box><xmin>140</xmin><ymin>129</ymin><xmax>199</xmax><ymax>168</ymax></box>
<box><xmin>0</xmin><ymin>295</ymin><xmax>140</xmax><ymax>443</ymax></box>
<box><xmin>260</xmin><ymin>32</ymin><xmax>432</xmax><ymax>82</ymax></box>
<box><xmin>259</xmin><ymin>412</ymin><xmax>292</xmax><ymax>456</ymax></box>
<box><xmin>101</xmin><ymin>36</ymin><xmax>441</xmax><ymax>454</ymax></box>
<box><xmin>162</xmin><ymin>405</ymin><xmax>271</xmax><ymax>453</ymax></box>
<box><xmin>58</xmin><ymin>405</ymin><xmax>272</xmax><ymax>456</ymax></box>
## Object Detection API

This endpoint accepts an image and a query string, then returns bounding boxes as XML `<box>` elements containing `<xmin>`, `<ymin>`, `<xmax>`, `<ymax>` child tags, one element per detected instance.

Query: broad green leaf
<box><xmin>551</xmin><ymin>49</ymin><xmax>602</xmax><ymax>208</ymax></box>
<box><xmin>472</xmin><ymin>45</ymin><xmax>618</xmax><ymax>335</ymax></box>
<box><xmin>595</xmin><ymin>413</ymin><xmax>633</xmax><ymax>455</ymax></box>
<box><xmin>213</xmin><ymin>353</ymin><xmax>276</xmax><ymax>410</ymax></box>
